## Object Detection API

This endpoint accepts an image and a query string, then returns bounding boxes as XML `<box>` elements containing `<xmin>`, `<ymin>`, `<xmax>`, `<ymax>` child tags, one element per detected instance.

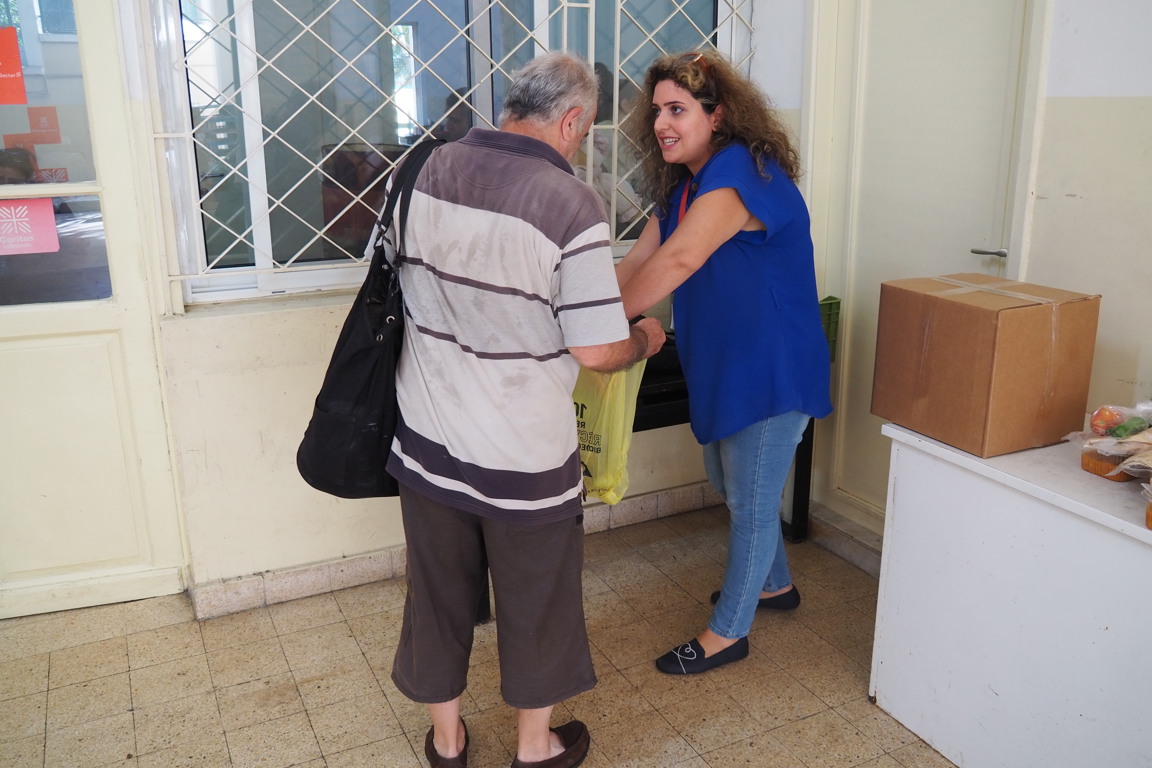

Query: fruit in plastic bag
<box><xmin>1090</xmin><ymin>405</ymin><xmax>1130</xmax><ymax>435</ymax></box>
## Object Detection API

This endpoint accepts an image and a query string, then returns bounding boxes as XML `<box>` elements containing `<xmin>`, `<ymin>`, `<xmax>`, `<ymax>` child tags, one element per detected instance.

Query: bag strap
<box><xmin>371</xmin><ymin>138</ymin><xmax>445</xmax><ymax>270</ymax></box>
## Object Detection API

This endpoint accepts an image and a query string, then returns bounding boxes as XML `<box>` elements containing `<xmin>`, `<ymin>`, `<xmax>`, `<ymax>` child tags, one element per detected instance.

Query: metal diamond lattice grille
<box><xmin>176</xmin><ymin>0</ymin><xmax>744</xmax><ymax>285</ymax></box>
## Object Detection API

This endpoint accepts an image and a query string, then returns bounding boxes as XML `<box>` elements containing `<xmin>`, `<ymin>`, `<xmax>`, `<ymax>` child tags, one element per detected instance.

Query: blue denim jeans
<box><xmin>704</xmin><ymin>411</ymin><xmax>810</xmax><ymax>640</ymax></box>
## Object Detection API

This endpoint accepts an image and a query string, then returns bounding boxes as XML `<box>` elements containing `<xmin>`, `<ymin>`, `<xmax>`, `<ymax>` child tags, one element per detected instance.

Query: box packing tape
<box><xmin>926</xmin><ymin>275</ymin><xmax>1063</xmax><ymax>406</ymax></box>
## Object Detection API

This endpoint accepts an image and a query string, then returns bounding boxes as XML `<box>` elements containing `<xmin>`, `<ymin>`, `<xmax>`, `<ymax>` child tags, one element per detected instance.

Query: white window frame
<box><xmin>158</xmin><ymin>0</ymin><xmax>753</xmax><ymax>304</ymax></box>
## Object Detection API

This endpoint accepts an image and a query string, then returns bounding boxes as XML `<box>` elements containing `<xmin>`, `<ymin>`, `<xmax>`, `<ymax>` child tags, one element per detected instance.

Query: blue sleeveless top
<box><xmin>659</xmin><ymin>143</ymin><xmax>832</xmax><ymax>444</ymax></box>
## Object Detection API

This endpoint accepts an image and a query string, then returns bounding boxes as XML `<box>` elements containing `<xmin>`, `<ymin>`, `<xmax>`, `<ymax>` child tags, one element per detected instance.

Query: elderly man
<box><xmin>380</xmin><ymin>53</ymin><xmax>665</xmax><ymax>768</ymax></box>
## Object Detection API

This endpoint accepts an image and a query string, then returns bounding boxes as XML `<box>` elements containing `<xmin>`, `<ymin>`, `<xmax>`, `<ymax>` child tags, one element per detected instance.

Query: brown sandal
<box><xmin>424</xmin><ymin>719</ymin><xmax>469</xmax><ymax>768</ymax></box>
<box><xmin>509</xmin><ymin>720</ymin><xmax>589</xmax><ymax>768</ymax></box>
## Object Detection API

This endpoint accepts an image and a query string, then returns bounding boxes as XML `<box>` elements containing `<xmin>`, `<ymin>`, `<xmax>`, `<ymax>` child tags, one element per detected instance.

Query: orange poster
<box><xmin>28</xmin><ymin>107</ymin><xmax>61</xmax><ymax>144</ymax></box>
<box><xmin>3</xmin><ymin>133</ymin><xmax>37</xmax><ymax>153</ymax></box>
<box><xmin>0</xmin><ymin>27</ymin><xmax>27</xmax><ymax>106</ymax></box>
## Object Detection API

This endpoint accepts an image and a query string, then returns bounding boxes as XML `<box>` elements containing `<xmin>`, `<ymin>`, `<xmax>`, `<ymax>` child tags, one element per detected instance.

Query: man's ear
<box><xmin>560</xmin><ymin>106</ymin><xmax>587</xmax><ymax>142</ymax></box>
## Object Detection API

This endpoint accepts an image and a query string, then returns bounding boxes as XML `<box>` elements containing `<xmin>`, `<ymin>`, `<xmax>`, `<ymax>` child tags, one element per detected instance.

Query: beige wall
<box><xmin>161</xmin><ymin>294</ymin><xmax>706</xmax><ymax>588</ymax></box>
<box><xmin>1026</xmin><ymin>96</ymin><xmax>1152</xmax><ymax>408</ymax></box>
<box><xmin>160</xmin><ymin>294</ymin><xmax>393</xmax><ymax>586</ymax></box>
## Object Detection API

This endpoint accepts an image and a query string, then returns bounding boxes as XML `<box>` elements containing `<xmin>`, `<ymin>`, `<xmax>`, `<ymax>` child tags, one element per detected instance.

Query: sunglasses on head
<box><xmin>680</xmin><ymin>51</ymin><xmax>712</xmax><ymax>74</ymax></box>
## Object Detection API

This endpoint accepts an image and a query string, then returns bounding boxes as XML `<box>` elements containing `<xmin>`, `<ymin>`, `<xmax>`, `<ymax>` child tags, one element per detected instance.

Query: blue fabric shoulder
<box><xmin>692</xmin><ymin>144</ymin><xmax>805</xmax><ymax>237</ymax></box>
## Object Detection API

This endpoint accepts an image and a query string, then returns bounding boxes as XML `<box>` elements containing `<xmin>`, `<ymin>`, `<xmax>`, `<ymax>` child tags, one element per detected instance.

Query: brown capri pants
<box><xmin>390</xmin><ymin>483</ymin><xmax>597</xmax><ymax>710</ymax></box>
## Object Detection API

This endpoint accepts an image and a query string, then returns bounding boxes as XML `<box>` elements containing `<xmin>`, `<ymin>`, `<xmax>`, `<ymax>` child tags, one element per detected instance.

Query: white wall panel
<box><xmin>0</xmin><ymin>337</ymin><xmax>141</xmax><ymax>576</ymax></box>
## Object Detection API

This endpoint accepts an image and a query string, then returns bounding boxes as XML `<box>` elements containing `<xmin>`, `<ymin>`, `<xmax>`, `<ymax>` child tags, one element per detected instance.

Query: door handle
<box><xmin>971</xmin><ymin>248</ymin><xmax>1008</xmax><ymax>258</ymax></box>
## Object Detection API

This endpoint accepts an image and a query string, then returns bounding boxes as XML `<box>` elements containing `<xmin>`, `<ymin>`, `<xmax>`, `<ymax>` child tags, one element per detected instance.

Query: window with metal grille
<box><xmin>37</xmin><ymin>0</ymin><xmax>74</xmax><ymax>34</ymax></box>
<box><xmin>165</xmin><ymin>0</ymin><xmax>751</xmax><ymax>302</ymax></box>
<box><xmin>2</xmin><ymin>0</ymin><xmax>77</xmax><ymax>39</ymax></box>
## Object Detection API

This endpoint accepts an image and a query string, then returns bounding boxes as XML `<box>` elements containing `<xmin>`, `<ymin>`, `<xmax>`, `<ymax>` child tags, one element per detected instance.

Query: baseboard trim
<box><xmin>189</xmin><ymin>481</ymin><xmax>723</xmax><ymax>620</ymax></box>
<box><xmin>807</xmin><ymin>503</ymin><xmax>883</xmax><ymax>578</ymax></box>
<box><xmin>1</xmin><ymin>567</ymin><xmax>185</xmax><ymax>620</ymax></box>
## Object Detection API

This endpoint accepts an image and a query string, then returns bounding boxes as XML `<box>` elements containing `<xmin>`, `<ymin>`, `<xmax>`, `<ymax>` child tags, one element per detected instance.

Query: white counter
<box><xmin>870</xmin><ymin>425</ymin><xmax>1152</xmax><ymax>768</ymax></box>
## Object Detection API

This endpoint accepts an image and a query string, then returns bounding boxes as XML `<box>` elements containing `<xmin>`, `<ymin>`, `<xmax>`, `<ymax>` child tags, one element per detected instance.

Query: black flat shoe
<box><xmin>709</xmin><ymin>585</ymin><xmax>801</xmax><ymax>611</ymax></box>
<box><xmin>655</xmin><ymin>636</ymin><xmax>749</xmax><ymax>675</ymax></box>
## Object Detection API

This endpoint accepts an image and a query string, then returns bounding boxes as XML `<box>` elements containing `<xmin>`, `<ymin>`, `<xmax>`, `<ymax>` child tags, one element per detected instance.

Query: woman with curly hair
<box><xmin>617</xmin><ymin>50</ymin><xmax>832</xmax><ymax>675</ymax></box>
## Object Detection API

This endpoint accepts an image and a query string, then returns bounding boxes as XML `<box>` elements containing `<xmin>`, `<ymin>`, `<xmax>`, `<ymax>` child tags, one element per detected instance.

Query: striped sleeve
<box><xmin>553</xmin><ymin>206</ymin><xmax>629</xmax><ymax>349</ymax></box>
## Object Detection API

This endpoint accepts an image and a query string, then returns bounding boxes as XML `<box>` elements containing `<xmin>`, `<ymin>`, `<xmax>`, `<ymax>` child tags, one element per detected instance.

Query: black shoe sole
<box><xmin>709</xmin><ymin>585</ymin><xmax>800</xmax><ymax>610</ymax></box>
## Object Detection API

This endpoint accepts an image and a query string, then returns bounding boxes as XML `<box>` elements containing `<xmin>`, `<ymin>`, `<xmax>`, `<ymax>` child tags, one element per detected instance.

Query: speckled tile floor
<box><xmin>0</xmin><ymin>506</ymin><xmax>958</xmax><ymax>768</ymax></box>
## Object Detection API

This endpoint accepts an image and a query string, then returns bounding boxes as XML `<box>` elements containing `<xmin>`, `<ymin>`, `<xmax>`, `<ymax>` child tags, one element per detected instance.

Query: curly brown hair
<box><xmin>622</xmin><ymin>49</ymin><xmax>801</xmax><ymax>215</ymax></box>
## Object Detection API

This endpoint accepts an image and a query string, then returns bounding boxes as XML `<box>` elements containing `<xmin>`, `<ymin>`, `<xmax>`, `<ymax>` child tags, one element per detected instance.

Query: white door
<box><xmin>0</xmin><ymin>1</ymin><xmax>184</xmax><ymax>618</ymax></box>
<box><xmin>814</xmin><ymin>1</ymin><xmax>1041</xmax><ymax>528</ymax></box>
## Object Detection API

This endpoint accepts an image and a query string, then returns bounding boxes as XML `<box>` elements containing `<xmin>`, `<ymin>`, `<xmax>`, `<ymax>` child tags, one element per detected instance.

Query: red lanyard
<box><xmin>678</xmin><ymin>181</ymin><xmax>691</xmax><ymax>222</ymax></box>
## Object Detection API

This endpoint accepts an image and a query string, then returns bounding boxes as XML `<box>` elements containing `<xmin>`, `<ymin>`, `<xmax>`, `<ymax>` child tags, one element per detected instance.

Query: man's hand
<box><xmin>570</xmin><ymin>316</ymin><xmax>667</xmax><ymax>372</ymax></box>
<box><xmin>631</xmin><ymin>316</ymin><xmax>667</xmax><ymax>361</ymax></box>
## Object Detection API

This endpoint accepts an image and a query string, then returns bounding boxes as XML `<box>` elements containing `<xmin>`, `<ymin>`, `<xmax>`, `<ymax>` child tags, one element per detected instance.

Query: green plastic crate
<box><xmin>820</xmin><ymin>296</ymin><xmax>840</xmax><ymax>363</ymax></box>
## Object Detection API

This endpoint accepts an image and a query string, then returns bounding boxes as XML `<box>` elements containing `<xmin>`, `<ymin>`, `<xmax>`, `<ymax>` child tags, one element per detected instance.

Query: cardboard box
<box><xmin>871</xmin><ymin>273</ymin><xmax>1100</xmax><ymax>458</ymax></box>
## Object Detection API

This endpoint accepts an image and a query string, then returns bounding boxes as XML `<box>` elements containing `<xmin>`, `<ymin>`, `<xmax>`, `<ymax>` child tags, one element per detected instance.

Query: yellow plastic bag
<box><xmin>572</xmin><ymin>361</ymin><xmax>646</xmax><ymax>505</ymax></box>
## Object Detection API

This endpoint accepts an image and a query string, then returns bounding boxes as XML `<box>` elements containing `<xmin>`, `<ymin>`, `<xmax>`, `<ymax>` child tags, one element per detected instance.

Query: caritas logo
<box><xmin>0</xmin><ymin>198</ymin><xmax>59</xmax><ymax>255</ymax></box>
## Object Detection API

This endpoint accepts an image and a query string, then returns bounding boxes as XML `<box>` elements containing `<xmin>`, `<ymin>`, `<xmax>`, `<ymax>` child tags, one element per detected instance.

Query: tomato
<box><xmin>1090</xmin><ymin>405</ymin><xmax>1129</xmax><ymax>436</ymax></box>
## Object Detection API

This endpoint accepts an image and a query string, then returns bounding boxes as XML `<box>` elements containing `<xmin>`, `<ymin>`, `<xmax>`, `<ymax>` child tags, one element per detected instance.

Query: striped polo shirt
<box><xmin>382</xmin><ymin>129</ymin><xmax>629</xmax><ymax>522</ymax></box>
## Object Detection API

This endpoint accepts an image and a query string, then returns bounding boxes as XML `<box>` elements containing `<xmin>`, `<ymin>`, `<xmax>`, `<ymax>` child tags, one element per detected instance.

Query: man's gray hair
<box><xmin>498</xmin><ymin>52</ymin><xmax>599</xmax><ymax>126</ymax></box>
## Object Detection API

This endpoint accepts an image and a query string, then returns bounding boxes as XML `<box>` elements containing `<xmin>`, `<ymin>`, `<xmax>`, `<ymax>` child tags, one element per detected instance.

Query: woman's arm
<box><xmin>614</xmin><ymin>215</ymin><xmax>662</xmax><ymax>290</ymax></box>
<box><xmin>617</xmin><ymin>186</ymin><xmax>756</xmax><ymax>318</ymax></box>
